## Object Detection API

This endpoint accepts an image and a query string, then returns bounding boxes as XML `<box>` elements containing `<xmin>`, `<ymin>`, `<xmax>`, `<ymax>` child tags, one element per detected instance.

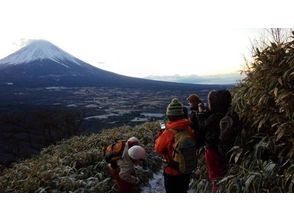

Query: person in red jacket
<box><xmin>154</xmin><ymin>98</ymin><xmax>195</xmax><ymax>193</ymax></box>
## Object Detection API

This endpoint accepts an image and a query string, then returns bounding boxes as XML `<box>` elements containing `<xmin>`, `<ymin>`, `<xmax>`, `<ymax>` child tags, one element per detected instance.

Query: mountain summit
<box><xmin>0</xmin><ymin>40</ymin><xmax>210</xmax><ymax>90</ymax></box>
<box><xmin>0</xmin><ymin>40</ymin><xmax>81</xmax><ymax>66</ymax></box>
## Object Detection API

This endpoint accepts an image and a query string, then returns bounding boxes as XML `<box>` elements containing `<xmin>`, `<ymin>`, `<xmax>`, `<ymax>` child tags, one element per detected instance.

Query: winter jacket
<box><xmin>117</xmin><ymin>144</ymin><xmax>140</xmax><ymax>185</ymax></box>
<box><xmin>189</xmin><ymin>110</ymin><xmax>199</xmax><ymax>132</ymax></box>
<box><xmin>189</xmin><ymin>110</ymin><xmax>206</xmax><ymax>148</ymax></box>
<box><xmin>204</xmin><ymin>112</ymin><xmax>224</xmax><ymax>149</ymax></box>
<box><xmin>198</xmin><ymin>108</ymin><xmax>240</xmax><ymax>150</ymax></box>
<box><xmin>154</xmin><ymin>118</ymin><xmax>195</xmax><ymax>176</ymax></box>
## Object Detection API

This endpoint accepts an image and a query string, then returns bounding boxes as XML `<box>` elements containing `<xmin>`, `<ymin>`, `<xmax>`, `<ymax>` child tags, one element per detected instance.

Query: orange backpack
<box><xmin>103</xmin><ymin>140</ymin><xmax>126</xmax><ymax>164</ymax></box>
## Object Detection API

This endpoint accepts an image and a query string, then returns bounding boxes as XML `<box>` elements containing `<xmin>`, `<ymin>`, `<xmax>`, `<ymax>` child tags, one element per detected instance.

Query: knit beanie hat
<box><xmin>166</xmin><ymin>98</ymin><xmax>184</xmax><ymax>116</ymax></box>
<box><xmin>127</xmin><ymin>136</ymin><xmax>140</xmax><ymax>147</ymax></box>
<box><xmin>128</xmin><ymin>145</ymin><xmax>145</xmax><ymax>160</ymax></box>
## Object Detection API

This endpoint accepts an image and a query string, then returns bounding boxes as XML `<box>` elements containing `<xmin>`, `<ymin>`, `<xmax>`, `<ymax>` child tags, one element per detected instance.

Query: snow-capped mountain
<box><xmin>0</xmin><ymin>40</ymin><xmax>131</xmax><ymax>87</ymax></box>
<box><xmin>0</xmin><ymin>40</ymin><xmax>209</xmax><ymax>89</ymax></box>
<box><xmin>0</xmin><ymin>40</ymin><xmax>81</xmax><ymax>66</ymax></box>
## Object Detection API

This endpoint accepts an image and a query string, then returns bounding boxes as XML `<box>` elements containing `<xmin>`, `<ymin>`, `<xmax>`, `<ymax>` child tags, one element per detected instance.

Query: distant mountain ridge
<box><xmin>0</xmin><ymin>40</ymin><xmax>222</xmax><ymax>90</ymax></box>
<box><xmin>145</xmin><ymin>73</ymin><xmax>245</xmax><ymax>85</ymax></box>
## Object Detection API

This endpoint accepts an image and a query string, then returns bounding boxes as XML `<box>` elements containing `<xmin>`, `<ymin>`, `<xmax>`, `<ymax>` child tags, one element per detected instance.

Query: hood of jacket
<box><xmin>166</xmin><ymin>118</ymin><xmax>191</xmax><ymax>130</ymax></box>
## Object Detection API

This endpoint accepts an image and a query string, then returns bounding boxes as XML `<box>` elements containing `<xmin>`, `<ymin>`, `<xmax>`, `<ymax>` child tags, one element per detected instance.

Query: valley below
<box><xmin>0</xmin><ymin>84</ymin><xmax>228</xmax><ymax>165</ymax></box>
<box><xmin>0</xmin><ymin>85</ymin><xmax>228</xmax><ymax>132</ymax></box>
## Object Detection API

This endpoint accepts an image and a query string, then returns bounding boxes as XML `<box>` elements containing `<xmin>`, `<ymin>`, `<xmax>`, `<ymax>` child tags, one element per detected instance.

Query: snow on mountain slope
<box><xmin>0</xmin><ymin>40</ymin><xmax>81</xmax><ymax>66</ymax></box>
<box><xmin>0</xmin><ymin>39</ymin><xmax>216</xmax><ymax>89</ymax></box>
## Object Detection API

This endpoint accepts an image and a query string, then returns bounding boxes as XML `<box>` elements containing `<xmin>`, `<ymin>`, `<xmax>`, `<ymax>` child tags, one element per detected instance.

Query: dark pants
<box><xmin>164</xmin><ymin>172</ymin><xmax>191</xmax><ymax>193</ymax></box>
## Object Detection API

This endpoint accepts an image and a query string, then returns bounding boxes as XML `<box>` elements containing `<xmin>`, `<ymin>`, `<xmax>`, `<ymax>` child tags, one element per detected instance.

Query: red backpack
<box><xmin>103</xmin><ymin>140</ymin><xmax>126</xmax><ymax>164</ymax></box>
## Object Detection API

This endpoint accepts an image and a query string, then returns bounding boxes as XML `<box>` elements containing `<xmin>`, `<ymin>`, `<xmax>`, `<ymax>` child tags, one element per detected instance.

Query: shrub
<box><xmin>0</xmin><ymin>122</ymin><xmax>162</xmax><ymax>192</ymax></box>
<box><xmin>190</xmin><ymin>30</ymin><xmax>294</xmax><ymax>193</ymax></box>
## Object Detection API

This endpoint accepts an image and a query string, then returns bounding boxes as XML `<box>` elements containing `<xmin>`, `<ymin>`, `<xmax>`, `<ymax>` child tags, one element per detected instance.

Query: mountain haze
<box><xmin>146</xmin><ymin>73</ymin><xmax>245</xmax><ymax>85</ymax></box>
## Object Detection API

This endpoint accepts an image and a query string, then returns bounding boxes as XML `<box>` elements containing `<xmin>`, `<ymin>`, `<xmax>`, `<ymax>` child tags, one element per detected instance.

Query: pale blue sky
<box><xmin>0</xmin><ymin>0</ymin><xmax>291</xmax><ymax>77</ymax></box>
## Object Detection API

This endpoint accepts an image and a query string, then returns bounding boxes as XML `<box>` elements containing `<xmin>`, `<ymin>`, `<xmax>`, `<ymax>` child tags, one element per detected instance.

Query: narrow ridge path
<box><xmin>141</xmin><ymin>170</ymin><xmax>165</xmax><ymax>193</ymax></box>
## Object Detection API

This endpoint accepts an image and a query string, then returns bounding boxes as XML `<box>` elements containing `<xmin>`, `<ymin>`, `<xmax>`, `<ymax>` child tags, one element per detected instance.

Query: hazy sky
<box><xmin>0</xmin><ymin>0</ymin><xmax>290</xmax><ymax>77</ymax></box>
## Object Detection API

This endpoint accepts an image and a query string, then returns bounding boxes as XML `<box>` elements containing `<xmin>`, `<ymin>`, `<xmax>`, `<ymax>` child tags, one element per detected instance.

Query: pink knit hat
<box><xmin>128</xmin><ymin>145</ymin><xmax>145</xmax><ymax>160</ymax></box>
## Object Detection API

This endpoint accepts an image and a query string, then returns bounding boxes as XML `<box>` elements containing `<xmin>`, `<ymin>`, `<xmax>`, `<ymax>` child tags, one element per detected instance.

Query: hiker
<box><xmin>197</xmin><ymin>89</ymin><xmax>239</xmax><ymax>192</ymax></box>
<box><xmin>187</xmin><ymin>94</ymin><xmax>202</xmax><ymax>131</ymax></box>
<box><xmin>187</xmin><ymin>94</ymin><xmax>205</xmax><ymax>147</ymax></box>
<box><xmin>105</xmin><ymin>137</ymin><xmax>146</xmax><ymax>193</ymax></box>
<box><xmin>154</xmin><ymin>98</ymin><xmax>197</xmax><ymax>193</ymax></box>
<box><xmin>187</xmin><ymin>94</ymin><xmax>208</xmax><ymax>148</ymax></box>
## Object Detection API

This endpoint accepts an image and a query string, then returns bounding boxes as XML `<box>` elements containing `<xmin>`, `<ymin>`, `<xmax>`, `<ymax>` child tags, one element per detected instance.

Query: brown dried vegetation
<box><xmin>0</xmin><ymin>122</ymin><xmax>161</xmax><ymax>192</ymax></box>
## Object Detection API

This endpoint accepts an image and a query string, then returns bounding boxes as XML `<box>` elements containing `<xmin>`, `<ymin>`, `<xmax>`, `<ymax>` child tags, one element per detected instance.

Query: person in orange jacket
<box><xmin>154</xmin><ymin>98</ymin><xmax>196</xmax><ymax>193</ymax></box>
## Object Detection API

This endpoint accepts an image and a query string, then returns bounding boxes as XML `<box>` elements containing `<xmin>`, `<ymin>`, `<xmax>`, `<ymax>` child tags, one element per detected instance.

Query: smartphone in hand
<box><xmin>159</xmin><ymin>122</ymin><xmax>166</xmax><ymax>130</ymax></box>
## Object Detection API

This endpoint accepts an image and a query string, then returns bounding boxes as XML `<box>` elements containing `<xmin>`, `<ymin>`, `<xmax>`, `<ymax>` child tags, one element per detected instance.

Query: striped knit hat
<box><xmin>166</xmin><ymin>98</ymin><xmax>184</xmax><ymax>116</ymax></box>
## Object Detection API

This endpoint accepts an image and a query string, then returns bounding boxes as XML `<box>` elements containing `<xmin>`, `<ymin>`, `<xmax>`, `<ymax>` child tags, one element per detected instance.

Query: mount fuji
<box><xmin>0</xmin><ymin>40</ymin><xmax>202</xmax><ymax>89</ymax></box>
<box><xmin>0</xmin><ymin>40</ymin><xmax>81</xmax><ymax>66</ymax></box>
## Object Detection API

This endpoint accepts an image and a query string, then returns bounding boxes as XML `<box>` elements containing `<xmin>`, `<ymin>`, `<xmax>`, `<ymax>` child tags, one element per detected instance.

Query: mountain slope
<box><xmin>0</xmin><ymin>122</ymin><xmax>162</xmax><ymax>192</ymax></box>
<box><xmin>0</xmin><ymin>40</ymin><xmax>216</xmax><ymax>89</ymax></box>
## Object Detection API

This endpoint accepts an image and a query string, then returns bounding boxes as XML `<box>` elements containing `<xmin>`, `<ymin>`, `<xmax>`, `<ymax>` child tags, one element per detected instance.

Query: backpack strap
<box><xmin>121</xmin><ymin>141</ymin><xmax>129</xmax><ymax>158</ymax></box>
<box><xmin>103</xmin><ymin>143</ymin><xmax>116</xmax><ymax>157</ymax></box>
<box><xmin>166</xmin><ymin>128</ymin><xmax>190</xmax><ymax>168</ymax></box>
<box><xmin>163</xmin><ymin>128</ymin><xmax>178</xmax><ymax>166</ymax></box>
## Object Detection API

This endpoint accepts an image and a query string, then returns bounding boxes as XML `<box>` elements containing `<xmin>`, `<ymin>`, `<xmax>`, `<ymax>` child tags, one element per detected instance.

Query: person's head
<box><xmin>128</xmin><ymin>145</ymin><xmax>146</xmax><ymax>161</ymax></box>
<box><xmin>208</xmin><ymin>90</ymin><xmax>232</xmax><ymax>113</ymax></box>
<box><xmin>127</xmin><ymin>136</ymin><xmax>140</xmax><ymax>148</ymax></box>
<box><xmin>187</xmin><ymin>94</ymin><xmax>201</xmax><ymax>110</ymax></box>
<box><xmin>166</xmin><ymin>98</ymin><xmax>185</xmax><ymax>121</ymax></box>
<box><xmin>207</xmin><ymin>90</ymin><xmax>219</xmax><ymax>112</ymax></box>
<box><xmin>219</xmin><ymin>89</ymin><xmax>232</xmax><ymax>110</ymax></box>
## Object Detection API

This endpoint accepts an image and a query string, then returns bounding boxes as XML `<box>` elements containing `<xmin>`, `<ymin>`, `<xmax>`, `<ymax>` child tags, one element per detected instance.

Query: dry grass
<box><xmin>0</xmin><ymin>122</ymin><xmax>162</xmax><ymax>192</ymax></box>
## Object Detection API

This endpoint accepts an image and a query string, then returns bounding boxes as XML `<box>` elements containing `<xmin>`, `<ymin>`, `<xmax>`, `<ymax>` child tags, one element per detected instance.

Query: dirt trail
<box><xmin>141</xmin><ymin>170</ymin><xmax>165</xmax><ymax>193</ymax></box>
<box><xmin>141</xmin><ymin>168</ymin><xmax>196</xmax><ymax>193</ymax></box>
